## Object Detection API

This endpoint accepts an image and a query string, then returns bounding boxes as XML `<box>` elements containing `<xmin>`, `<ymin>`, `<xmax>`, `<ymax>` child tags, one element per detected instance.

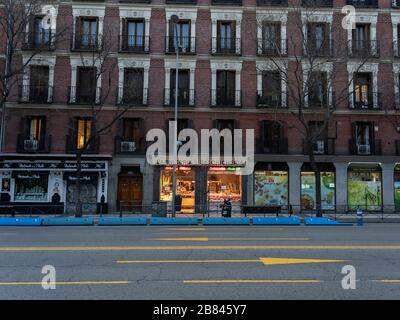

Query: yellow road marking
<box><xmin>148</xmin><ymin>238</ymin><xmax>310</xmax><ymax>241</ymax></box>
<box><xmin>373</xmin><ymin>280</ymin><xmax>400</xmax><ymax>283</ymax></box>
<box><xmin>117</xmin><ymin>257</ymin><xmax>348</xmax><ymax>265</ymax></box>
<box><xmin>184</xmin><ymin>279</ymin><xmax>321</xmax><ymax>284</ymax></box>
<box><xmin>1</xmin><ymin>245</ymin><xmax>400</xmax><ymax>251</ymax></box>
<box><xmin>163</xmin><ymin>228</ymin><xmax>207</xmax><ymax>231</ymax></box>
<box><xmin>0</xmin><ymin>281</ymin><xmax>130</xmax><ymax>286</ymax></box>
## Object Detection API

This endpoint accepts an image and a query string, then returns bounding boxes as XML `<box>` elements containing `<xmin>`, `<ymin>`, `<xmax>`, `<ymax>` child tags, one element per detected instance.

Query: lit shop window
<box><xmin>301</xmin><ymin>171</ymin><xmax>335</xmax><ymax>211</ymax></box>
<box><xmin>14</xmin><ymin>173</ymin><xmax>48</xmax><ymax>201</ymax></box>
<box><xmin>207</xmin><ymin>167</ymin><xmax>242</xmax><ymax>203</ymax></box>
<box><xmin>254</xmin><ymin>170</ymin><xmax>288</xmax><ymax>208</ymax></box>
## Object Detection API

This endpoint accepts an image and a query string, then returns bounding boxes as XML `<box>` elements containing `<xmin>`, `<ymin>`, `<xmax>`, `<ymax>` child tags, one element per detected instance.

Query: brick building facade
<box><xmin>1</xmin><ymin>0</ymin><xmax>400</xmax><ymax>215</ymax></box>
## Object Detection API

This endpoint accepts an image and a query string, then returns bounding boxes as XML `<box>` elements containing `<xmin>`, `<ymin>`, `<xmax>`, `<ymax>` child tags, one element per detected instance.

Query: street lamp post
<box><xmin>171</xmin><ymin>15</ymin><xmax>180</xmax><ymax>218</ymax></box>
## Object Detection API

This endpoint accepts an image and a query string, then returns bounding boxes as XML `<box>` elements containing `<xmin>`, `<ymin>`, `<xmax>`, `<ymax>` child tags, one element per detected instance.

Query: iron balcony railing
<box><xmin>65</xmin><ymin>134</ymin><xmax>100</xmax><ymax>154</ymax></box>
<box><xmin>71</xmin><ymin>32</ymin><xmax>102</xmax><ymax>51</ymax></box>
<box><xmin>257</xmin><ymin>0</ymin><xmax>288</xmax><ymax>6</ymax></box>
<box><xmin>116</xmin><ymin>87</ymin><xmax>148</xmax><ymax>106</ymax></box>
<box><xmin>257</xmin><ymin>38</ymin><xmax>288</xmax><ymax>56</ymax></box>
<box><xmin>114</xmin><ymin>136</ymin><xmax>146</xmax><ymax>154</ymax></box>
<box><xmin>22</xmin><ymin>30</ymin><xmax>56</xmax><ymax>51</ymax></box>
<box><xmin>211</xmin><ymin>89</ymin><xmax>242</xmax><ymax>107</ymax></box>
<box><xmin>349</xmin><ymin>139</ymin><xmax>382</xmax><ymax>155</ymax></box>
<box><xmin>211</xmin><ymin>0</ymin><xmax>242</xmax><ymax>5</ymax></box>
<box><xmin>164</xmin><ymin>88</ymin><xmax>195</xmax><ymax>107</ymax></box>
<box><xmin>348</xmin><ymin>40</ymin><xmax>380</xmax><ymax>58</ymax></box>
<box><xmin>303</xmin><ymin>40</ymin><xmax>332</xmax><ymax>57</ymax></box>
<box><xmin>16</xmin><ymin>134</ymin><xmax>52</xmax><ymax>153</ymax></box>
<box><xmin>257</xmin><ymin>90</ymin><xmax>285</xmax><ymax>108</ymax></box>
<box><xmin>68</xmin><ymin>86</ymin><xmax>102</xmax><ymax>105</ymax></box>
<box><xmin>165</xmin><ymin>36</ymin><xmax>196</xmax><ymax>54</ymax></box>
<box><xmin>166</xmin><ymin>0</ymin><xmax>197</xmax><ymax>3</ymax></box>
<box><xmin>256</xmin><ymin>138</ymin><xmax>288</xmax><ymax>154</ymax></box>
<box><xmin>302</xmin><ymin>138</ymin><xmax>335</xmax><ymax>155</ymax></box>
<box><xmin>211</xmin><ymin>37</ymin><xmax>241</xmax><ymax>55</ymax></box>
<box><xmin>118</xmin><ymin>0</ymin><xmax>151</xmax><ymax>3</ymax></box>
<box><xmin>302</xmin><ymin>0</ymin><xmax>333</xmax><ymax>7</ymax></box>
<box><xmin>119</xmin><ymin>35</ymin><xmax>149</xmax><ymax>53</ymax></box>
<box><xmin>18</xmin><ymin>85</ymin><xmax>54</xmax><ymax>104</ymax></box>
<box><xmin>346</xmin><ymin>0</ymin><xmax>378</xmax><ymax>7</ymax></box>
<box><xmin>350</xmin><ymin>91</ymin><xmax>381</xmax><ymax>110</ymax></box>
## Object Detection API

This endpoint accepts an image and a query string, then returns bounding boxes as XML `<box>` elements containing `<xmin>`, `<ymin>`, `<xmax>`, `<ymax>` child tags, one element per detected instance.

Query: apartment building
<box><xmin>1</xmin><ymin>0</ymin><xmax>400</xmax><ymax>215</ymax></box>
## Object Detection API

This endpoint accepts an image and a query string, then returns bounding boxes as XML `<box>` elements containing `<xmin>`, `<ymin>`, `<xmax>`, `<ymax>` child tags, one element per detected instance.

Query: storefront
<box><xmin>207</xmin><ymin>166</ymin><xmax>242</xmax><ymax>214</ymax></box>
<box><xmin>300</xmin><ymin>163</ymin><xmax>335</xmax><ymax>211</ymax></box>
<box><xmin>347</xmin><ymin>164</ymin><xmax>382</xmax><ymax>211</ymax></box>
<box><xmin>254</xmin><ymin>162</ymin><xmax>288</xmax><ymax>208</ymax></box>
<box><xmin>160</xmin><ymin>166</ymin><xmax>195</xmax><ymax>213</ymax></box>
<box><xmin>395</xmin><ymin>164</ymin><xmax>400</xmax><ymax>211</ymax></box>
<box><xmin>0</xmin><ymin>159</ymin><xmax>108</xmax><ymax>215</ymax></box>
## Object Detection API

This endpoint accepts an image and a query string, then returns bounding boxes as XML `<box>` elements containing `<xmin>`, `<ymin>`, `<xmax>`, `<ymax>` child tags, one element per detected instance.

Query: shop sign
<box><xmin>0</xmin><ymin>162</ymin><xmax>106</xmax><ymax>170</ymax></box>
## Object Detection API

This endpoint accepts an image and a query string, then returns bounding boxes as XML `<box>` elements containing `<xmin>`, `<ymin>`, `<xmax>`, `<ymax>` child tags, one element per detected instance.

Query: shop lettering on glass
<box><xmin>146</xmin><ymin>122</ymin><xmax>255</xmax><ymax>175</ymax></box>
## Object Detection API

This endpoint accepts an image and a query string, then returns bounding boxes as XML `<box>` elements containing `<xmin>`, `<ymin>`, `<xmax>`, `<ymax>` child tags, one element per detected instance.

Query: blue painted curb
<box><xmin>252</xmin><ymin>216</ymin><xmax>301</xmax><ymax>225</ymax></box>
<box><xmin>304</xmin><ymin>217</ymin><xmax>353</xmax><ymax>226</ymax></box>
<box><xmin>0</xmin><ymin>217</ymin><xmax>43</xmax><ymax>226</ymax></box>
<box><xmin>202</xmin><ymin>217</ymin><xmax>250</xmax><ymax>225</ymax></box>
<box><xmin>42</xmin><ymin>217</ymin><xmax>94</xmax><ymax>226</ymax></box>
<box><xmin>98</xmin><ymin>217</ymin><xmax>147</xmax><ymax>226</ymax></box>
<box><xmin>150</xmin><ymin>217</ymin><xmax>199</xmax><ymax>225</ymax></box>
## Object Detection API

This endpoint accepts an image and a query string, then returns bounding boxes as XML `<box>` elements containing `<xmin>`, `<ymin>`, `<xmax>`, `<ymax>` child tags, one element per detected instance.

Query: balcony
<box><xmin>303</xmin><ymin>41</ymin><xmax>332</xmax><ymax>57</ymax></box>
<box><xmin>349</xmin><ymin>139</ymin><xmax>381</xmax><ymax>155</ymax></box>
<box><xmin>302</xmin><ymin>138</ymin><xmax>335</xmax><ymax>155</ymax></box>
<box><xmin>165</xmin><ymin>36</ymin><xmax>196</xmax><ymax>54</ymax></box>
<box><xmin>71</xmin><ymin>33</ymin><xmax>102</xmax><ymax>51</ymax></box>
<box><xmin>302</xmin><ymin>0</ymin><xmax>333</xmax><ymax>6</ymax></box>
<box><xmin>164</xmin><ymin>89</ymin><xmax>195</xmax><ymax>107</ymax></box>
<box><xmin>257</xmin><ymin>0</ymin><xmax>288</xmax><ymax>6</ymax></box>
<box><xmin>116</xmin><ymin>87</ymin><xmax>148</xmax><ymax>106</ymax></box>
<box><xmin>22</xmin><ymin>31</ymin><xmax>56</xmax><ymax>51</ymax></box>
<box><xmin>211</xmin><ymin>0</ymin><xmax>242</xmax><ymax>5</ymax></box>
<box><xmin>119</xmin><ymin>35</ymin><xmax>149</xmax><ymax>53</ymax></box>
<box><xmin>350</xmin><ymin>92</ymin><xmax>381</xmax><ymax>110</ymax></box>
<box><xmin>257</xmin><ymin>39</ymin><xmax>287</xmax><ymax>56</ymax></box>
<box><xmin>66</xmin><ymin>134</ymin><xmax>100</xmax><ymax>154</ymax></box>
<box><xmin>68</xmin><ymin>86</ymin><xmax>102</xmax><ymax>105</ymax></box>
<box><xmin>119</xmin><ymin>0</ymin><xmax>151</xmax><ymax>3</ymax></box>
<box><xmin>18</xmin><ymin>85</ymin><xmax>54</xmax><ymax>104</ymax></box>
<box><xmin>114</xmin><ymin>136</ymin><xmax>146</xmax><ymax>155</ymax></box>
<box><xmin>211</xmin><ymin>89</ymin><xmax>242</xmax><ymax>107</ymax></box>
<box><xmin>166</xmin><ymin>0</ymin><xmax>197</xmax><ymax>3</ymax></box>
<box><xmin>256</xmin><ymin>138</ymin><xmax>288</xmax><ymax>154</ymax></box>
<box><xmin>348</xmin><ymin>40</ymin><xmax>380</xmax><ymax>58</ymax></box>
<box><xmin>211</xmin><ymin>37</ymin><xmax>241</xmax><ymax>55</ymax></box>
<box><xmin>346</xmin><ymin>0</ymin><xmax>378</xmax><ymax>8</ymax></box>
<box><xmin>257</xmin><ymin>91</ymin><xmax>284</xmax><ymax>108</ymax></box>
<box><xmin>16</xmin><ymin>134</ymin><xmax>52</xmax><ymax>153</ymax></box>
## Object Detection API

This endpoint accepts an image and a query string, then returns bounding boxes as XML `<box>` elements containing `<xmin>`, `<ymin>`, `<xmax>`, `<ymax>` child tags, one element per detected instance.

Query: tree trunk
<box><xmin>75</xmin><ymin>151</ymin><xmax>82</xmax><ymax>217</ymax></box>
<box><xmin>309</xmin><ymin>152</ymin><xmax>322</xmax><ymax>217</ymax></box>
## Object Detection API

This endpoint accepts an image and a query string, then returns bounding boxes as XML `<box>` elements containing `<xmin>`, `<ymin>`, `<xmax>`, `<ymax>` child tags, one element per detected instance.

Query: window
<box><xmin>29</xmin><ymin>66</ymin><xmax>50</xmax><ymax>103</ymax></box>
<box><xmin>217</xmin><ymin>21</ymin><xmax>235</xmax><ymax>53</ymax></box>
<box><xmin>169</xmin><ymin>69</ymin><xmax>190</xmax><ymax>106</ymax></box>
<box><xmin>33</xmin><ymin>16</ymin><xmax>51</xmax><ymax>46</ymax></box>
<box><xmin>76</xmin><ymin>17</ymin><xmax>98</xmax><ymax>49</ymax></box>
<box><xmin>307</xmin><ymin>23</ymin><xmax>329</xmax><ymax>55</ymax></box>
<box><xmin>216</xmin><ymin>70</ymin><xmax>236</xmax><ymax>106</ymax></box>
<box><xmin>354</xmin><ymin>73</ymin><xmax>372</xmax><ymax>108</ymax></box>
<box><xmin>76</xmin><ymin>67</ymin><xmax>97</xmax><ymax>104</ymax></box>
<box><xmin>352</xmin><ymin>24</ymin><xmax>370</xmax><ymax>54</ymax></box>
<box><xmin>308</xmin><ymin>121</ymin><xmax>326</xmax><ymax>154</ymax></box>
<box><xmin>122</xmin><ymin>68</ymin><xmax>144</xmax><ymax>105</ymax></box>
<box><xmin>260</xmin><ymin>120</ymin><xmax>285</xmax><ymax>154</ymax></box>
<box><xmin>122</xmin><ymin>19</ymin><xmax>144</xmax><ymax>51</ymax></box>
<box><xmin>76</xmin><ymin>118</ymin><xmax>93</xmax><ymax>150</ymax></box>
<box><xmin>169</xmin><ymin>21</ymin><xmax>191</xmax><ymax>52</ymax></box>
<box><xmin>259</xmin><ymin>71</ymin><xmax>281</xmax><ymax>106</ymax></box>
<box><xmin>14</xmin><ymin>173</ymin><xmax>48</xmax><ymax>201</ymax></box>
<box><xmin>308</xmin><ymin>72</ymin><xmax>328</xmax><ymax>107</ymax></box>
<box><xmin>353</xmin><ymin>122</ymin><xmax>373</xmax><ymax>155</ymax></box>
<box><xmin>262</xmin><ymin>23</ymin><xmax>280</xmax><ymax>54</ymax></box>
<box><xmin>123</xmin><ymin>118</ymin><xmax>141</xmax><ymax>143</ymax></box>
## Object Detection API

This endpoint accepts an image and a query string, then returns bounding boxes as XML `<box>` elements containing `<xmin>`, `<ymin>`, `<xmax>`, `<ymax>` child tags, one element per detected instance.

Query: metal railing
<box><xmin>119</xmin><ymin>35</ymin><xmax>149</xmax><ymax>53</ymax></box>
<box><xmin>16</xmin><ymin>134</ymin><xmax>52</xmax><ymax>153</ymax></box>
<box><xmin>258</xmin><ymin>38</ymin><xmax>287</xmax><ymax>56</ymax></box>
<box><xmin>211</xmin><ymin>37</ymin><xmax>241</xmax><ymax>55</ymax></box>
<box><xmin>211</xmin><ymin>0</ymin><xmax>242</xmax><ymax>5</ymax></box>
<box><xmin>164</xmin><ymin>88</ymin><xmax>195</xmax><ymax>107</ymax></box>
<box><xmin>18</xmin><ymin>85</ymin><xmax>54</xmax><ymax>104</ymax></box>
<box><xmin>257</xmin><ymin>0</ymin><xmax>288</xmax><ymax>6</ymax></box>
<box><xmin>22</xmin><ymin>30</ymin><xmax>56</xmax><ymax>51</ymax></box>
<box><xmin>348</xmin><ymin>40</ymin><xmax>380</xmax><ymax>58</ymax></box>
<box><xmin>350</xmin><ymin>91</ymin><xmax>381</xmax><ymax>110</ymax></box>
<box><xmin>211</xmin><ymin>89</ymin><xmax>242</xmax><ymax>107</ymax></box>
<box><xmin>346</xmin><ymin>0</ymin><xmax>378</xmax><ymax>8</ymax></box>
<box><xmin>116</xmin><ymin>87</ymin><xmax>148</xmax><ymax>106</ymax></box>
<box><xmin>71</xmin><ymin>32</ymin><xmax>102</xmax><ymax>51</ymax></box>
<box><xmin>349</xmin><ymin>139</ymin><xmax>382</xmax><ymax>155</ymax></box>
<box><xmin>302</xmin><ymin>0</ymin><xmax>333</xmax><ymax>6</ymax></box>
<box><xmin>165</xmin><ymin>36</ymin><xmax>196</xmax><ymax>54</ymax></box>
<box><xmin>256</xmin><ymin>137</ymin><xmax>288</xmax><ymax>154</ymax></box>
<box><xmin>303</xmin><ymin>41</ymin><xmax>332</xmax><ymax>57</ymax></box>
<box><xmin>65</xmin><ymin>134</ymin><xmax>100</xmax><ymax>154</ymax></box>
<box><xmin>68</xmin><ymin>86</ymin><xmax>102</xmax><ymax>105</ymax></box>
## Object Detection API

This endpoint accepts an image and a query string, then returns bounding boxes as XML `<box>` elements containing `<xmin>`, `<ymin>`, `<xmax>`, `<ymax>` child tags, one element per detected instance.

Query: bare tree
<box><xmin>256</xmin><ymin>3</ymin><xmax>372</xmax><ymax>216</ymax></box>
<box><xmin>0</xmin><ymin>0</ymin><xmax>65</xmax><ymax>151</ymax></box>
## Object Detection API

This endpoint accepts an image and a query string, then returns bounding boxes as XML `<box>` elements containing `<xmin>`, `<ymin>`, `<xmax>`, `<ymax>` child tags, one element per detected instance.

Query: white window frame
<box><xmin>165</xmin><ymin>8</ymin><xmax>197</xmax><ymax>54</ymax></box>
<box><xmin>347</xmin><ymin>12</ymin><xmax>378</xmax><ymax>56</ymax></box>
<box><xmin>301</xmin><ymin>10</ymin><xmax>332</xmax><ymax>55</ymax></box>
<box><xmin>210</xmin><ymin>61</ymin><xmax>242</xmax><ymax>107</ymax></box>
<box><xmin>391</xmin><ymin>12</ymin><xmax>400</xmax><ymax>57</ymax></box>
<box><xmin>256</xmin><ymin>9</ymin><xmax>288</xmax><ymax>55</ymax></box>
<box><xmin>211</xmin><ymin>9</ymin><xmax>242</xmax><ymax>55</ymax></box>
<box><xmin>119</xmin><ymin>7</ymin><xmax>151</xmax><ymax>52</ymax></box>
<box><xmin>302</xmin><ymin>62</ymin><xmax>333</xmax><ymax>108</ymax></box>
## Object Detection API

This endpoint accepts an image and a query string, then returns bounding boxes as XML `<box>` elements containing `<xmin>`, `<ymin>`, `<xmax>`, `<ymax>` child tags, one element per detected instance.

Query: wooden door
<box><xmin>118</xmin><ymin>175</ymin><xmax>143</xmax><ymax>212</ymax></box>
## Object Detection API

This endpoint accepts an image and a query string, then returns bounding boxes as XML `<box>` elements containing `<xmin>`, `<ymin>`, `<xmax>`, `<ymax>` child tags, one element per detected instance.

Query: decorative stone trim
<box><xmin>211</xmin><ymin>9</ymin><xmax>243</xmax><ymax>55</ymax></box>
<box><xmin>256</xmin><ymin>9</ymin><xmax>288</xmax><ymax>55</ymax></box>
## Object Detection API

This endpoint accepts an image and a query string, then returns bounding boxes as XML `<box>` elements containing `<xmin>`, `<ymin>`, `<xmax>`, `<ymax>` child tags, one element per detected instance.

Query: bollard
<box><xmin>357</xmin><ymin>207</ymin><xmax>363</xmax><ymax>226</ymax></box>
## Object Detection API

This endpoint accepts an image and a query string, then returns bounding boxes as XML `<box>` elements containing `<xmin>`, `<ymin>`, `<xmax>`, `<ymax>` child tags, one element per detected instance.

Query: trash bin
<box><xmin>174</xmin><ymin>195</ymin><xmax>182</xmax><ymax>212</ymax></box>
<box><xmin>152</xmin><ymin>201</ymin><xmax>167</xmax><ymax>217</ymax></box>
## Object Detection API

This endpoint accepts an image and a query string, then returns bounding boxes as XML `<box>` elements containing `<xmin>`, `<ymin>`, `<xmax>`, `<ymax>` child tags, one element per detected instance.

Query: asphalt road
<box><xmin>0</xmin><ymin>224</ymin><xmax>400</xmax><ymax>300</ymax></box>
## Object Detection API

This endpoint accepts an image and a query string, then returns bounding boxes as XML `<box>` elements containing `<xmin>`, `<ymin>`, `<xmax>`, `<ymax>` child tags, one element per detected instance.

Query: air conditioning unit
<box><xmin>314</xmin><ymin>140</ymin><xmax>325</xmax><ymax>154</ymax></box>
<box><xmin>120</xmin><ymin>141</ymin><xmax>136</xmax><ymax>152</ymax></box>
<box><xmin>24</xmin><ymin>139</ymin><xmax>38</xmax><ymax>151</ymax></box>
<box><xmin>357</xmin><ymin>144</ymin><xmax>371</xmax><ymax>155</ymax></box>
